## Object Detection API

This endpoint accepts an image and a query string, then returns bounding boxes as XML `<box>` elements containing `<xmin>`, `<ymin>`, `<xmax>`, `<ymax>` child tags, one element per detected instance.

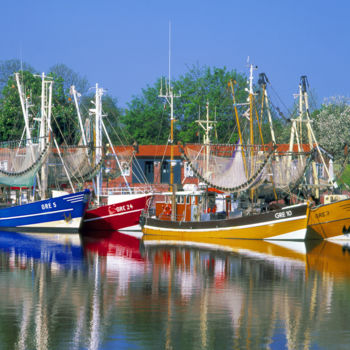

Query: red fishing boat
<box><xmin>70</xmin><ymin>85</ymin><xmax>152</xmax><ymax>233</ymax></box>
<box><xmin>82</xmin><ymin>193</ymin><xmax>152</xmax><ymax>231</ymax></box>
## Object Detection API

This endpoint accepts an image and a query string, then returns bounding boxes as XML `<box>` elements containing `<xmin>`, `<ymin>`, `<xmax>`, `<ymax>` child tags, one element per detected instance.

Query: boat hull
<box><xmin>308</xmin><ymin>198</ymin><xmax>350</xmax><ymax>239</ymax></box>
<box><xmin>82</xmin><ymin>194</ymin><xmax>152</xmax><ymax>231</ymax></box>
<box><xmin>0</xmin><ymin>190</ymin><xmax>90</xmax><ymax>233</ymax></box>
<box><xmin>142</xmin><ymin>203</ymin><xmax>312</xmax><ymax>241</ymax></box>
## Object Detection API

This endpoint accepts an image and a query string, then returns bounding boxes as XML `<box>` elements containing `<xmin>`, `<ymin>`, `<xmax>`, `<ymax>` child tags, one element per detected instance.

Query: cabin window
<box><xmin>184</xmin><ymin>162</ymin><xmax>194</xmax><ymax>177</ymax></box>
<box><xmin>177</xmin><ymin>195</ymin><xmax>184</xmax><ymax>204</ymax></box>
<box><xmin>0</xmin><ymin>160</ymin><xmax>8</xmax><ymax>171</ymax></box>
<box><xmin>121</xmin><ymin>162</ymin><xmax>130</xmax><ymax>176</ymax></box>
<box><xmin>186</xmin><ymin>196</ymin><xmax>191</xmax><ymax>204</ymax></box>
<box><xmin>160</xmin><ymin>160</ymin><xmax>181</xmax><ymax>184</ymax></box>
<box><xmin>144</xmin><ymin>161</ymin><xmax>154</xmax><ymax>183</ymax></box>
<box><xmin>317</xmin><ymin>163</ymin><xmax>324</xmax><ymax>179</ymax></box>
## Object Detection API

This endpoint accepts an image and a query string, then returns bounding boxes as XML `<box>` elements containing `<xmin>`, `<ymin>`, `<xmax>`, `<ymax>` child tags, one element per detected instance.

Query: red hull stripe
<box><xmin>84</xmin><ymin>208</ymin><xmax>142</xmax><ymax>222</ymax></box>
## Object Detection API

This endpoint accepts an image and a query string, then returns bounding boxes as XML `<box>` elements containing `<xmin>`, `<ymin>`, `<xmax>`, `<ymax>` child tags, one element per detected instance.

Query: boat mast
<box><xmin>301</xmin><ymin>76</ymin><xmax>319</xmax><ymax>199</ymax></box>
<box><xmin>196</xmin><ymin>101</ymin><xmax>216</xmax><ymax>177</ymax></box>
<box><xmin>39</xmin><ymin>73</ymin><xmax>53</xmax><ymax>200</ymax></box>
<box><xmin>158</xmin><ymin>22</ymin><xmax>180</xmax><ymax>221</ymax></box>
<box><xmin>71</xmin><ymin>85</ymin><xmax>89</xmax><ymax>148</ymax></box>
<box><xmin>159</xmin><ymin>23</ymin><xmax>180</xmax><ymax>194</ymax></box>
<box><xmin>248</xmin><ymin>64</ymin><xmax>257</xmax><ymax>172</ymax></box>
<box><xmin>248</xmin><ymin>63</ymin><xmax>257</xmax><ymax>201</ymax></box>
<box><xmin>228</xmin><ymin>80</ymin><xmax>248</xmax><ymax>177</ymax></box>
<box><xmin>100</xmin><ymin>119</ymin><xmax>132</xmax><ymax>194</ymax></box>
<box><xmin>15</xmin><ymin>73</ymin><xmax>43</xmax><ymax>195</ymax></box>
<box><xmin>289</xmin><ymin>76</ymin><xmax>334</xmax><ymax>199</ymax></box>
<box><xmin>90</xmin><ymin>84</ymin><xmax>104</xmax><ymax>206</ymax></box>
<box><xmin>258</xmin><ymin>73</ymin><xmax>277</xmax><ymax>145</ymax></box>
<box><xmin>301</xmin><ymin>76</ymin><xmax>334</xmax><ymax>196</ymax></box>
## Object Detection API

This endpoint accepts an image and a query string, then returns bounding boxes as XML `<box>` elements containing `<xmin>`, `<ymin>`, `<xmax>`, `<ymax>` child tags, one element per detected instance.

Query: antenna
<box><xmin>19</xmin><ymin>42</ymin><xmax>23</xmax><ymax>72</ymax></box>
<box><xmin>245</xmin><ymin>58</ymin><xmax>258</xmax><ymax>96</ymax></box>
<box><xmin>168</xmin><ymin>20</ymin><xmax>171</xmax><ymax>89</ymax></box>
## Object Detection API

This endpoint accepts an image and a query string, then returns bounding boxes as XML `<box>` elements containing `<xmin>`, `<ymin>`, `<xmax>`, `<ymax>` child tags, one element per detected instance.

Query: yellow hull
<box><xmin>306</xmin><ymin>240</ymin><xmax>350</xmax><ymax>278</ymax></box>
<box><xmin>308</xmin><ymin>198</ymin><xmax>350</xmax><ymax>239</ymax></box>
<box><xmin>143</xmin><ymin>236</ymin><xmax>350</xmax><ymax>278</ymax></box>
<box><xmin>142</xmin><ymin>204</ymin><xmax>311</xmax><ymax>240</ymax></box>
<box><xmin>143</xmin><ymin>235</ymin><xmax>310</xmax><ymax>263</ymax></box>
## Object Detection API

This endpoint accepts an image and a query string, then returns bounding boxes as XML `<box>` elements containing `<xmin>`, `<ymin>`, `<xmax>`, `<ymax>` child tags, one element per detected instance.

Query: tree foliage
<box><xmin>0</xmin><ymin>71</ymin><xmax>41</xmax><ymax>141</ymax></box>
<box><xmin>0</xmin><ymin>59</ymin><xmax>35</xmax><ymax>95</ymax></box>
<box><xmin>80</xmin><ymin>93</ymin><xmax>124</xmax><ymax>145</ymax></box>
<box><xmin>120</xmin><ymin>81</ymin><xmax>170</xmax><ymax>144</ymax></box>
<box><xmin>49</xmin><ymin>64</ymin><xmax>89</xmax><ymax>95</ymax></box>
<box><xmin>121</xmin><ymin>64</ymin><xmax>289</xmax><ymax>146</ymax></box>
<box><xmin>0</xmin><ymin>67</ymin><xmax>90</xmax><ymax>144</ymax></box>
<box><xmin>121</xmin><ymin>65</ymin><xmax>250</xmax><ymax>145</ymax></box>
<box><xmin>312</xmin><ymin>97</ymin><xmax>350</xmax><ymax>162</ymax></box>
<box><xmin>173</xmin><ymin>65</ymin><xmax>249</xmax><ymax>144</ymax></box>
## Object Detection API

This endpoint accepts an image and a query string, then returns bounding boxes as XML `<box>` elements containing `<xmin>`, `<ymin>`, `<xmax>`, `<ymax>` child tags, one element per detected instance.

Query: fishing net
<box><xmin>0</xmin><ymin>137</ymin><xmax>50</xmax><ymax>187</ymax></box>
<box><xmin>184</xmin><ymin>144</ymin><xmax>275</xmax><ymax>192</ymax></box>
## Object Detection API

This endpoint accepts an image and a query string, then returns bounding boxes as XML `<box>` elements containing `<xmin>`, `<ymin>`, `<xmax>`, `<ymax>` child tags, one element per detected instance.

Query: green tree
<box><xmin>312</xmin><ymin>97</ymin><xmax>350</xmax><ymax>162</ymax></box>
<box><xmin>173</xmin><ymin>65</ymin><xmax>250</xmax><ymax>144</ymax></box>
<box><xmin>47</xmin><ymin>72</ymin><xmax>81</xmax><ymax>144</ymax></box>
<box><xmin>79</xmin><ymin>93</ymin><xmax>125</xmax><ymax>145</ymax></box>
<box><xmin>49</xmin><ymin>63</ymin><xmax>89</xmax><ymax>95</ymax></box>
<box><xmin>120</xmin><ymin>80</ymin><xmax>170</xmax><ymax>144</ymax></box>
<box><xmin>121</xmin><ymin>64</ymin><xmax>289</xmax><ymax>146</ymax></box>
<box><xmin>0</xmin><ymin>71</ymin><xmax>41</xmax><ymax>141</ymax></box>
<box><xmin>0</xmin><ymin>59</ymin><xmax>35</xmax><ymax>95</ymax></box>
<box><xmin>0</xmin><ymin>70</ymin><xmax>82</xmax><ymax>144</ymax></box>
<box><xmin>121</xmin><ymin>65</ymin><xmax>251</xmax><ymax>145</ymax></box>
<box><xmin>100</xmin><ymin>95</ymin><xmax>125</xmax><ymax>145</ymax></box>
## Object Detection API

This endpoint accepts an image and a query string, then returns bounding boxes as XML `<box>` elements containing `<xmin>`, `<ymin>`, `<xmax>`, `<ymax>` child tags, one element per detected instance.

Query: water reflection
<box><xmin>0</xmin><ymin>231</ymin><xmax>349</xmax><ymax>349</ymax></box>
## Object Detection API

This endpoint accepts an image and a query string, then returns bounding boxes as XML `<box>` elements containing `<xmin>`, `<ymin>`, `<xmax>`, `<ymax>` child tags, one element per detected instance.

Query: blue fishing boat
<box><xmin>0</xmin><ymin>73</ymin><xmax>91</xmax><ymax>233</ymax></box>
<box><xmin>0</xmin><ymin>189</ymin><xmax>90</xmax><ymax>233</ymax></box>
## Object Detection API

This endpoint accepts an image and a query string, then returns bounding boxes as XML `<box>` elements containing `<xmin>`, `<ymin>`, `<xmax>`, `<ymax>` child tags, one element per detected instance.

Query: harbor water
<box><xmin>0</xmin><ymin>230</ymin><xmax>350</xmax><ymax>349</ymax></box>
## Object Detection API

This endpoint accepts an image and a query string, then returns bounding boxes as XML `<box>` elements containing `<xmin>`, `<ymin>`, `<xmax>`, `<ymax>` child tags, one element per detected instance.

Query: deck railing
<box><xmin>100</xmin><ymin>186</ymin><xmax>153</xmax><ymax>196</ymax></box>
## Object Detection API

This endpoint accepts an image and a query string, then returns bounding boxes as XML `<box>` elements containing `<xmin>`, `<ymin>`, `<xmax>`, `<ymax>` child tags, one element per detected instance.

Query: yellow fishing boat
<box><xmin>308</xmin><ymin>195</ymin><xmax>350</xmax><ymax>240</ymax></box>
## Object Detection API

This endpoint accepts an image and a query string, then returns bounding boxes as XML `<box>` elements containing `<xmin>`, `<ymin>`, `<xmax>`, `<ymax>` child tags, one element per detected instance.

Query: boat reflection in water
<box><xmin>141</xmin><ymin>236</ymin><xmax>350</xmax><ymax>349</ymax></box>
<box><xmin>0</xmin><ymin>231</ymin><xmax>350</xmax><ymax>349</ymax></box>
<box><xmin>0</xmin><ymin>230</ymin><xmax>83</xmax><ymax>267</ymax></box>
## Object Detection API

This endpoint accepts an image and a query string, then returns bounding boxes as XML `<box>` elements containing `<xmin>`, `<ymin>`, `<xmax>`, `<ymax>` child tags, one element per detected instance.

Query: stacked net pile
<box><xmin>0</xmin><ymin>138</ymin><xmax>49</xmax><ymax>187</ymax></box>
<box><xmin>265</xmin><ymin>153</ymin><xmax>308</xmax><ymax>190</ymax></box>
<box><xmin>184</xmin><ymin>144</ymin><xmax>274</xmax><ymax>192</ymax></box>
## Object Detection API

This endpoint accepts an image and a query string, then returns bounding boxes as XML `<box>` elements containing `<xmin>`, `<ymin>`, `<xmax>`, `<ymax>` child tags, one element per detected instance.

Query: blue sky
<box><xmin>1</xmin><ymin>0</ymin><xmax>349</xmax><ymax>111</ymax></box>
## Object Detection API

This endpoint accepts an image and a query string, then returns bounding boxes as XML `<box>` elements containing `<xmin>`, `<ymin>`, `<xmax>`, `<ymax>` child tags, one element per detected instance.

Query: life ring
<box><xmin>207</xmin><ymin>206</ymin><xmax>216</xmax><ymax>214</ymax></box>
<box><xmin>164</xmin><ymin>205</ymin><xmax>172</xmax><ymax>216</ymax></box>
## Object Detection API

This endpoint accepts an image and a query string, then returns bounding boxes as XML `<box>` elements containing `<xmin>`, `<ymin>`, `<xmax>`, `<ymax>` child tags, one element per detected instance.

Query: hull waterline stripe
<box><xmin>64</xmin><ymin>195</ymin><xmax>84</xmax><ymax>200</ymax></box>
<box><xmin>84</xmin><ymin>208</ymin><xmax>142</xmax><ymax>223</ymax></box>
<box><xmin>144</xmin><ymin>215</ymin><xmax>307</xmax><ymax>233</ymax></box>
<box><xmin>309</xmin><ymin>217</ymin><xmax>350</xmax><ymax>227</ymax></box>
<box><xmin>65</xmin><ymin>197</ymin><xmax>84</xmax><ymax>202</ymax></box>
<box><xmin>19</xmin><ymin>217</ymin><xmax>81</xmax><ymax>228</ymax></box>
<box><xmin>0</xmin><ymin>208</ymin><xmax>74</xmax><ymax>221</ymax></box>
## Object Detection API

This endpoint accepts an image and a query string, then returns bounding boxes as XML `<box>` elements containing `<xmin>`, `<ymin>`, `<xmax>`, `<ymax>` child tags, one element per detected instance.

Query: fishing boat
<box><xmin>288</xmin><ymin>76</ymin><xmax>350</xmax><ymax>240</ymax></box>
<box><xmin>141</xmin><ymin>201</ymin><xmax>311</xmax><ymax>240</ymax></box>
<box><xmin>142</xmin><ymin>233</ymin><xmax>319</xmax><ymax>265</ymax></box>
<box><xmin>0</xmin><ymin>73</ymin><xmax>89</xmax><ymax>233</ymax></box>
<box><xmin>141</xmin><ymin>64</ymin><xmax>312</xmax><ymax>240</ymax></box>
<box><xmin>69</xmin><ymin>85</ymin><xmax>152</xmax><ymax>232</ymax></box>
<box><xmin>0</xmin><ymin>190</ymin><xmax>89</xmax><ymax>233</ymax></box>
<box><xmin>308</xmin><ymin>194</ymin><xmax>350</xmax><ymax>240</ymax></box>
<box><xmin>83</xmin><ymin>191</ymin><xmax>152</xmax><ymax>231</ymax></box>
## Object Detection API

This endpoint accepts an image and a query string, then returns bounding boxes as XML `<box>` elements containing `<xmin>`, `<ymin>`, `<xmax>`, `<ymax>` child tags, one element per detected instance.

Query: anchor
<box><xmin>64</xmin><ymin>213</ymin><xmax>72</xmax><ymax>223</ymax></box>
<box><xmin>342</xmin><ymin>225</ymin><xmax>350</xmax><ymax>235</ymax></box>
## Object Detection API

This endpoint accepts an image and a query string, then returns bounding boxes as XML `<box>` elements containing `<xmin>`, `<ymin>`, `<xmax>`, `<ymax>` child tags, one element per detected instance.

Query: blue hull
<box><xmin>0</xmin><ymin>231</ymin><xmax>84</xmax><ymax>267</ymax></box>
<box><xmin>0</xmin><ymin>189</ymin><xmax>90</xmax><ymax>233</ymax></box>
